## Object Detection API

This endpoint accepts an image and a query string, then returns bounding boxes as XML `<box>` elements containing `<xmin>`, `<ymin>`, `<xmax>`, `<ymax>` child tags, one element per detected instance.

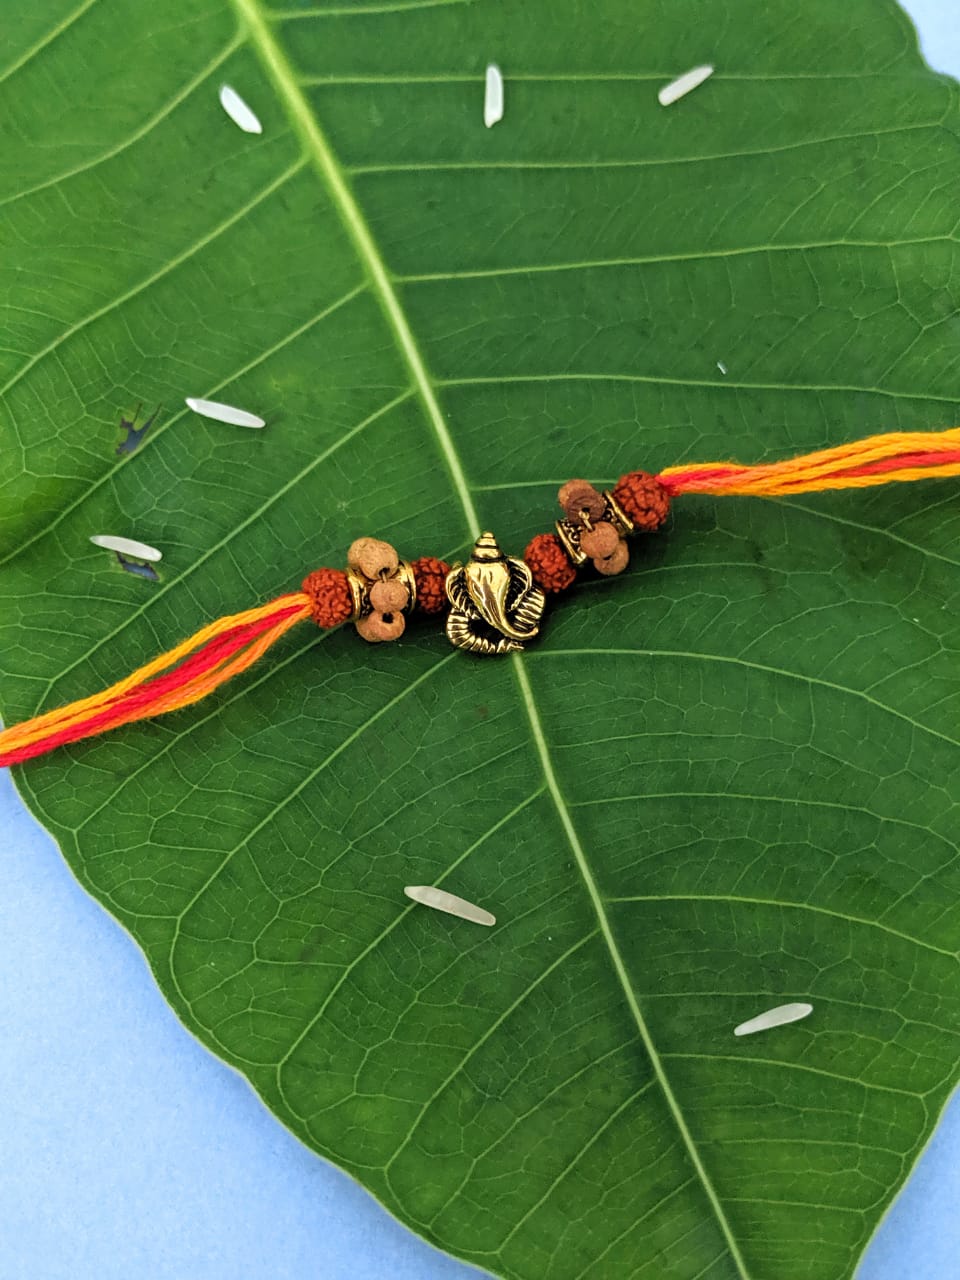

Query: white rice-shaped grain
<box><xmin>658</xmin><ymin>64</ymin><xmax>714</xmax><ymax>107</ymax></box>
<box><xmin>185</xmin><ymin>397</ymin><xmax>265</xmax><ymax>428</ymax></box>
<box><xmin>404</xmin><ymin>885</ymin><xmax>496</xmax><ymax>926</ymax></box>
<box><xmin>219</xmin><ymin>84</ymin><xmax>263</xmax><ymax>134</ymax></box>
<box><xmin>90</xmin><ymin>534</ymin><xmax>163</xmax><ymax>562</ymax></box>
<box><xmin>484</xmin><ymin>63</ymin><xmax>504</xmax><ymax>128</ymax></box>
<box><xmin>717</xmin><ymin>360</ymin><xmax>728</xmax><ymax>374</ymax></box>
<box><xmin>734</xmin><ymin>1002</ymin><xmax>813</xmax><ymax>1037</ymax></box>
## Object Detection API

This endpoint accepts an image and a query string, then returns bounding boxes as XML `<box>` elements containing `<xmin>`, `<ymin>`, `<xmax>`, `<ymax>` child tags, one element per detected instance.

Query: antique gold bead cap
<box><xmin>471</xmin><ymin>530</ymin><xmax>506</xmax><ymax>563</ymax></box>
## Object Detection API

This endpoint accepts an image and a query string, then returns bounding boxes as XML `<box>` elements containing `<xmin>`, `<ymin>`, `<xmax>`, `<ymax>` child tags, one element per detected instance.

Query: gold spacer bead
<box><xmin>603</xmin><ymin>489</ymin><xmax>635</xmax><ymax>536</ymax></box>
<box><xmin>554</xmin><ymin>518</ymin><xmax>588</xmax><ymax>566</ymax></box>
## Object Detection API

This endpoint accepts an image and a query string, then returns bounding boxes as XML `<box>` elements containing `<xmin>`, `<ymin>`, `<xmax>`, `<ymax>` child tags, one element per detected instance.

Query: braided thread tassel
<box><xmin>657</xmin><ymin>429</ymin><xmax>960</xmax><ymax>497</ymax></box>
<box><xmin>0</xmin><ymin>596</ymin><xmax>310</xmax><ymax>766</ymax></box>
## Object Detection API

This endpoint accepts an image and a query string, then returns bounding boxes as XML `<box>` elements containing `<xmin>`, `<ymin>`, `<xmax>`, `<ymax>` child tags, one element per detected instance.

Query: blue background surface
<box><xmin>1</xmin><ymin>4</ymin><xmax>958</xmax><ymax>1277</ymax></box>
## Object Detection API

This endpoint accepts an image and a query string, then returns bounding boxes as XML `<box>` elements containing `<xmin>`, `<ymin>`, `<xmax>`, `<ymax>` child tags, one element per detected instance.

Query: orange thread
<box><xmin>0</xmin><ymin>596</ymin><xmax>310</xmax><ymax>765</ymax></box>
<box><xmin>658</xmin><ymin>429</ymin><xmax>960</xmax><ymax>497</ymax></box>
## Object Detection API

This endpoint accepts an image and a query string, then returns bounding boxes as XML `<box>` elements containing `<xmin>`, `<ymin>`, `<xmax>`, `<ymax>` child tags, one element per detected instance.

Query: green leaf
<box><xmin>2</xmin><ymin>1</ymin><xmax>959</xmax><ymax>1276</ymax></box>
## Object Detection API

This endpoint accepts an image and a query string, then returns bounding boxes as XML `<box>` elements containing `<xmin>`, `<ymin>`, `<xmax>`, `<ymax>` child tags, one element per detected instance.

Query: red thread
<box><xmin>840</xmin><ymin>449</ymin><xmax>960</xmax><ymax>480</ymax></box>
<box><xmin>0</xmin><ymin>600</ymin><xmax>306</xmax><ymax>767</ymax></box>
<box><xmin>657</xmin><ymin>465</ymin><xmax>742</xmax><ymax>494</ymax></box>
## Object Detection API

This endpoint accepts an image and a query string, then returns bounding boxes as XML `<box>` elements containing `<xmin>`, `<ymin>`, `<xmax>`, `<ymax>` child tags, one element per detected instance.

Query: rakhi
<box><xmin>3</xmin><ymin>425</ymin><xmax>960</xmax><ymax>769</ymax></box>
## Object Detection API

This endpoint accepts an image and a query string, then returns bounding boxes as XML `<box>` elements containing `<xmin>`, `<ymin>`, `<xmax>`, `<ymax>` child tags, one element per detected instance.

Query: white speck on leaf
<box><xmin>185</xmin><ymin>397</ymin><xmax>266</xmax><ymax>428</ymax></box>
<box><xmin>484</xmin><ymin>63</ymin><xmax>504</xmax><ymax>128</ymax></box>
<box><xmin>404</xmin><ymin>885</ymin><xmax>496</xmax><ymax>926</ymax></box>
<box><xmin>734</xmin><ymin>1002</ymin><xmax>813</xmax><ymax>1037</ymax></box>
<box><xmin>658</xmin><ymin>64</ymin><xmax>714</xmax><ymax>106</ymax></box>
<box><xmin>90</xmin><ymin>535</ymin><xmax>162</xmax><ymax>562</ymax></box>
<box><xmin>717</xmin><ymin>360</ymin><xmax>727</xmax><ymax>374</ymax></box>
<box><xmin>219</xmin><ymin>84</ymin><xmax>263</xmax><ymax>134</ymax></box>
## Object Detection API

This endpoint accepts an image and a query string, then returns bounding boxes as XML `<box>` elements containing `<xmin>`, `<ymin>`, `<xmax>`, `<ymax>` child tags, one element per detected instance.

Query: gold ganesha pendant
<box><xmin>445</xmin><ymin>532</ymin><xmax>546</xmax><ymax>655</ymax></box>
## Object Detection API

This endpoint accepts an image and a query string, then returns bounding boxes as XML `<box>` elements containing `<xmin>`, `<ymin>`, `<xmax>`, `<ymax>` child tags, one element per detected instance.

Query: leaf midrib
<box><xmin>230</xmin><ymin>0</ymin><xmax>480</xmax><ymax>541</ymax></box>
<box><xmin>512</xmin><ymin>660</ymin><xmax>752</xmax><ymax>1277</ymax></box>
<box><xmin>229</xmin><ymin>1</ymin><xmax>752</xmax><ymax>1274</ymax></box>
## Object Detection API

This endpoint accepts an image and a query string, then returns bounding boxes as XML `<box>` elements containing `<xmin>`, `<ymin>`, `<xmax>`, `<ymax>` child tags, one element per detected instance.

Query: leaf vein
<box><xmin>348</xmin><ymin>120</ymin><xmax>943</xmax><ymax>174</ymax></box>
<box><xmin>0</xmin><ymin>157</ymin><xmax>307</xmax><ymax>403</ymax></box>
<box><xmin>0</xmin><ymin>37</ymin><xmax>245</xmax><ymax>210</ymax></box>
<box><xmin>394</xmin><ymin>235</ymin><xmax>956</xmax><ymax>283</ymax></box>
<box><xmin>271</xmin><ymin>788</ymin><xmax>543</xmax><ymax>1073</ymax></box>
<box><xmin>0</xmin><ymin>0</ymin><xmax>100</xmax><ymax>86</ymax></box>
<box><xmin>604</xmin><ymin>892</ymin><xmax>957</xmax><ymax>959</ymax></box>
<box><xmin>536</xmin><ymin>647</ymin><xmax>960</xmax><ymax>752</ymax></box>
<box><xmin>492</xmin><ymin>1083</ymin><xmax>661</xmax><ymax>1255</ymax></box>
<box><xmin>167</xmin><ymin>653</ymin><xmax>457</xmax><ymax>964</ymax></box>
<box><xmin>663</xmin><ymin>1052</ymin><xmax>925</xmax><ymax>1100</ymax></box>
<box><xmin>1</xmin><ymin>283</ymin><xmax>369</xmax><ymax>568</ymax></box>
<box><xmin>380</xmin><ymin>931</ymin><xmax>600</xmax><ymax>1182</ymax></box>
<box><xmin>438</xmin><ymin>372</ymin><xmax>960</xmax><ymax>408</ymax></box>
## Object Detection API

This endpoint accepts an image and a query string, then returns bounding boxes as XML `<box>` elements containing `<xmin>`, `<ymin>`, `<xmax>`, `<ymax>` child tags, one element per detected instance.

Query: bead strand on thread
<box><xmin>525</xmin><ymin>470</ymin><xmax>671</xmax><ymax>593</ymax></box>
<box><xmin>5</xmin><ymin>426</ymin><xmax>960</xmax><ymax>766</ymax></box>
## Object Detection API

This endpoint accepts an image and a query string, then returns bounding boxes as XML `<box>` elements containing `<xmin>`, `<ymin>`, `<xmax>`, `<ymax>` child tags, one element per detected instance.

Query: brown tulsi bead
<box><xmin>579</xmin><ymin>521</ymin><xmax>620</xmax><ymax>559</ymax></box>
<box><xmin>356</xmin><ymin>610</ymin><xmax>406</xmax><ymax>642</ymax></box>
<box><xmin>369</xmin><ymin>578</ymin><xmax>409</xmax><ymax>613</ymax></box>
<box><xmin>347</xmin><ymin>536</ymin><xmax>400</xmax><ymax>580</ymax></box>
<box><xmin>557</xmin><ymin>478</ymin><xmax>606</xmax><ymax>525</ymax></box>
<box><xmin>593</xmin><ymin>541</ymin><xmax>630</xmax><ymax>576</ymax></box>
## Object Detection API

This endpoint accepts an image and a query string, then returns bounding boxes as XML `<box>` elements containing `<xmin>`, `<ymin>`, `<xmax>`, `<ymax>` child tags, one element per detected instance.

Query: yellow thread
<box><xmin>660</xmin><ymin>429</ymin><xmax>960</xmax><ymax>496</ymax></box>
<box><xmin>0</xmin><ymin>595</ymin><xmax>309</xmax><ymax>753</ymax></box>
